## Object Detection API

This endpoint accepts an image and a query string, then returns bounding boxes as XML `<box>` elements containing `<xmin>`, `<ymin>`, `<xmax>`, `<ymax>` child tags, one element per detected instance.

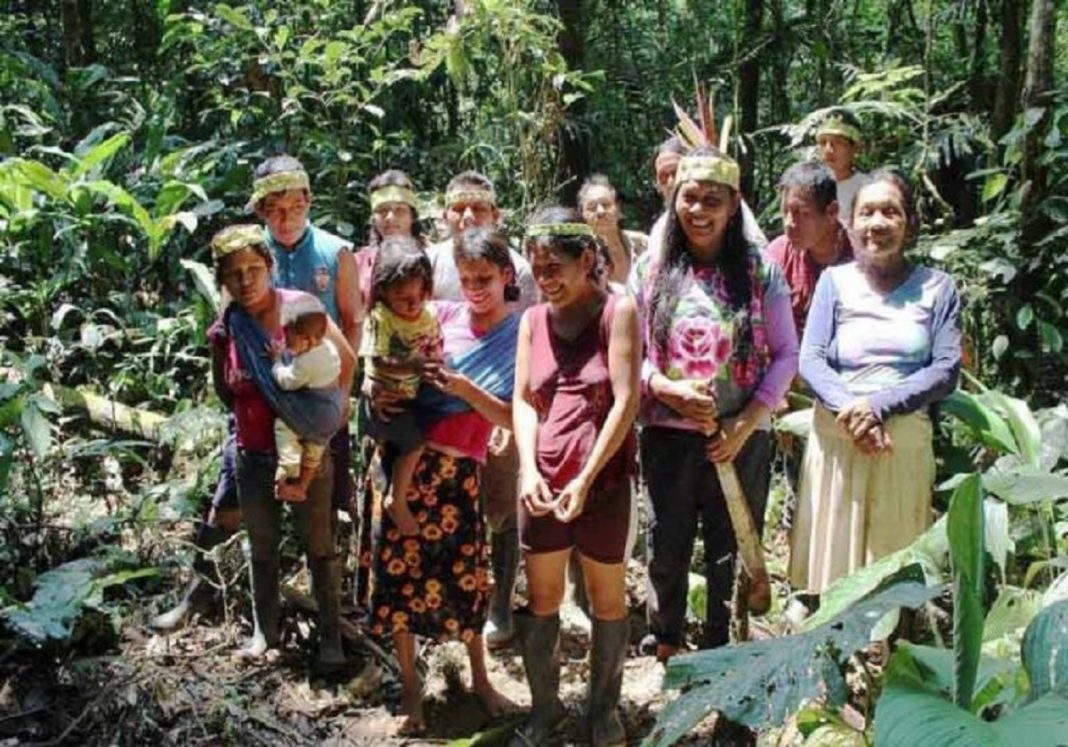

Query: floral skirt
<box><xmin>370</xmin><ymin>448</ymin><xmax>490</xmax><ymax>642</ymax></box>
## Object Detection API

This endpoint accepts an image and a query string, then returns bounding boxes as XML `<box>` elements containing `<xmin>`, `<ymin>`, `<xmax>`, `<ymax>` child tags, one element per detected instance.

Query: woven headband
<box><xmin>675</xmin><ymin>155</ymin><xmax>740</xmax><ymax>191</ymax></box>
<box><xmin>370</xmin><ymin>185</ymin><xmax>418</xmax><ymax>211</ymax></box>
<box><xmin>445</xmin><ymin>188</ymin><xmax>496</xmax><ymax>208</ymax></box>
<box><xmin>246</xmin><ymin>170</ymin><xmax>310</xmax><ymax>211</ymax></box>
<box><xmin>816</xmin><ymin>115</ymin><xmax>862</xmax><ymax>144</ymax></box>
<box><xmin>211</xmin><ymin>224</ymin><xmax>267</xmax><ymax>260</ymax></box>
<box><xmin>525</xmin><ymin>222</ymin><xmax>596</xmax><ymax>239</ymax></box>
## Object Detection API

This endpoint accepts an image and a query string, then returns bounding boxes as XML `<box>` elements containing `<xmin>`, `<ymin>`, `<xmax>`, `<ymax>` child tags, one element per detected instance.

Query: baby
<box><xmin>359</xmin><ymin>236</ymin><xmax>442</xmax><ymax>536</ymax></box>
<box><xmin>270</xmin><ymin>296</ymin><xmax>341</xmax><ymax>502</ymax></box>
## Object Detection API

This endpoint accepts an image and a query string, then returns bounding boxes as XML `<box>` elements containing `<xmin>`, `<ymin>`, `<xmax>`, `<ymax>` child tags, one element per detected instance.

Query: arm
<box><xmin>555</xmin><ymin>297</ymin><xmax>641</xmax><ymax>522</ymax></box>
<box><xmin>335</xmin><ymin>248</ymin><xmax>363</xmax><ymax>357</ymax></box>
<box><xmin>436</xmin><ymin>372</ymin><xmax>512</xmax><ymax>429</ymax></box>
<box><xmin>211</xmin><ymin>343</ymin><xmax>233</xmax><ymax>408</ymax></box>
<box><xmin>867</xmin><ymin>276</ymin><xmax>962</xmax><ymax>420</ymax></box>
<box><xmin>323</xmin><ymin>316</ymin><xmax>356</xmax><ymax>398</ymax></box>
<box><xmin>272</xmin><ymin>357</ymin><xmax>311</xmax><ymax>391</ymax></box>
<box><xmin>512</xmin><ymin>311</ymin><xmax>554</xmax><ymax>515</ymax></box>
<box><xmin>752</xmin><ymin>288</ymin><xmax>799</xmax><ymax>409</ymax></box>
<box><xmin>798</xmin><ymin>271</ymin><xmax>854</xmax><ymax>411</ymax></box>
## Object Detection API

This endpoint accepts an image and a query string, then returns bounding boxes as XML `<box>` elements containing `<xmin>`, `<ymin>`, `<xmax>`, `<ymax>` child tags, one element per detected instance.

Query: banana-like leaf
<box><xmin>942</xmin><ymin>390</ymin><xmax>1019</xmax><ymax>455</ymax></box>
<box><xmin>979</xmin><ymin>391</ymin><xmax>1042</xmax><ymax>468</ymax></box>
<box><xmin>642</xmin><ymin>577</ymin><xmax>940</xmax><ymax>745</ymax></box>
<box><xmin>948</xmin><ymin>473</ymin><xmax>985</xmax><ymax>710</ymax></box>
<box><xmin>1021</xmin><ymin>600</ymin><xmax>1068</xmax><ymax>700</ymax></box>
<box><xmin>981</xmin><ymin>467</ymin><xmax>1068</xmax><ymax>505</ymax></box>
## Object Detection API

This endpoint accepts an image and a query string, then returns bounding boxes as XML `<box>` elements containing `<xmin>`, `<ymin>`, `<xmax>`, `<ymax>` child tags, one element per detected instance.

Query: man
<box><xmin>426</xmin><ymin>171</ymin><xmax>535</xmax><ymax>649</ymax></box>
<box><xmin>813</xmin><ymin>108</ymin><xmax>867</xmax><ymax>225</ymax></box>
<box><xmin>764</xmin><ymin>160</ymin><xmax>855</xmax><ymax>339</ymax></box>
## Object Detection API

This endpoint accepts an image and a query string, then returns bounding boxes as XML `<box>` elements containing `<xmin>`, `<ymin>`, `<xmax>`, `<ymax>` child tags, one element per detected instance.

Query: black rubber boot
<box><xmin>310</xmin><ymin>557</ymin><xmax>345</xmax><ymax>668</ymax></box>
<box><xmin>587</xmin><ymin>618</ymin><xmax>628</xmax><ymax>747</ymax></box>
<box><xmin>485</xmin><ymin>528</ymin><xmax>519</xmax><ymax>649</ymax></box>
<box><xmin>509</xmin><ymin>610</ymin><xmax>566</xmax><ymax>746</ymax></box>
<box><xmin>151</xmin><ymin>523</ymin><xmax>231</xmax><ymax>630</ymax></box>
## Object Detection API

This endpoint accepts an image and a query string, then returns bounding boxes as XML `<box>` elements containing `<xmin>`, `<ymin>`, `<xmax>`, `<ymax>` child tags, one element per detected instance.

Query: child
<box><xmin>269</xmin><ymin>296</ymin><xmax>341</xmax><ymax>502</ymax></box>
<box><xmin>359</xmin><ymin>236</ymin><xmax>443</xmax><ymax>536</ymax></box>
<box><xmin>814</xmin><ymin>107</ymin><xmax>867</xmax><ymax>224</ymax></box>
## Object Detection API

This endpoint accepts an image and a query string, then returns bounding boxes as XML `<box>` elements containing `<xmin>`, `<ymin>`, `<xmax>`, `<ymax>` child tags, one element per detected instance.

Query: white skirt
<box><xmin>788</xmin><ymin>404</ymin><xmax>935</xmax><ymax>593</ymax></box>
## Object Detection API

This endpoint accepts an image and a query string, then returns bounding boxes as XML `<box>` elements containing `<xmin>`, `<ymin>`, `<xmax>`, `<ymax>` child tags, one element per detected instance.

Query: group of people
<box><xmin>153</xmin><ymin>106</ymin><xmax>962</xmax><ymax>746</ymax></box>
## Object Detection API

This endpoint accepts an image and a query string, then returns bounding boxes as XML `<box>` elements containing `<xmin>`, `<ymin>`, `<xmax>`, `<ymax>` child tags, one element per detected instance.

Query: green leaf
<box><xmin>980</xmin><ymin>391</ymin><xmax>1041</xmax><ymax>468</ymax></box>
<box><xmin>775</xmin><ymin>407</ymin><xmax>812</xmax><ymax>439</ymax></box>
<box><xmin>180</xmin><ymin>258</ymin><xmax>221</xmax><ymax>312</ymax></box>
<box><xmin>0</xmin><ymin>432</ymin><xmax>12</xmax><ymax>492</ymax></box>
<box><xmin>70</xmin><ymin>132</ymin><xmax>130</xmax><ymax>178</ymax></box>
<box><xmin>991</xmin><ymin>335</ymin><xmax>1009</xmax><ymax>359</ymax></box>
<box><xmin>15</xmin><ymin>159</ymin><xmax>70</xmax><ymax>200</ymax></box>
<box><xmin>1021</xmin><ymin>600</ymin><xmax>1068</xmax><ymax>700</ymax></box>
<box><xmin>903</xmin><ymin>643</ymin><xmax>1016</xmax><ymax>714</ymax></box>
<box><xmin>983</xmin><ymin>586</ymin><xmax>1043</xmax><ymax>643</ymax></box>
<box><xmin>947</xmin><ymin>474</ymin><xmax>984</xmax><ymax>710</ymax></box>
<box><xmin>214</xmin><ymin>3</ymin><xmax>254</xmax><ymax>31</ymax></box>
<box><xmin>3</xmin><ymin>558</ymin><xmax>100</xmax><ymax>641</ymax></box>
<box><xmin>643</xmin><ymin>579</ymin><xmax>940</xmax><ymax>744</ymax></box>
<box><xmin>19</xmin><ymin>398</ymin><xmax>51</xmax><ymax>458</ymax></box>
<box><xmin>1016</xmin><ymin>304</ymin><xmax>1034</xmax><ymax>330</ymax></box>
<box><xmin>1038</xmin><ymin>322</ymin><xmax>1063</xmax><ymax>354</ymax></box>
<box><xmin>942</xmin><ymin>390</ymin><xmax>1019</xmax><ymax>455</ymax></box>
<box><xmin>982</xmin><ymin>467</ymin><xmax>1068</xmax><ymax>505</ymax></box>
<box><xmin>981</xmin><ymin>172</ymin><xmax>1008</xmax><ymax>202</ymax></box>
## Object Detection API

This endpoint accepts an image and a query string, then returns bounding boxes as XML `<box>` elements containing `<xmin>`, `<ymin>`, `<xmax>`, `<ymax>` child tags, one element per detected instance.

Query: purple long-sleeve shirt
<box><xmin>799</xmin><ymin>262</ymin><xmax>961</xmax><ymax>421</ymax></box>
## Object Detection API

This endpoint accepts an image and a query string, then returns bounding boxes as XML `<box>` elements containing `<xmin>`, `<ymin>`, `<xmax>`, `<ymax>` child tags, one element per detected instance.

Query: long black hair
<box><xmin>648</xmin><ymin>146</ymin><xmax>757</xmax><ymax>363</ymax></box>
<box><xmin>523</xmin><ymin>205</ymin><xmax>603</xmax><ymax>282</ymax></box>
<box><xmin>454</xmin><ymin>227</ymin><xmax>520</xmax><ymax>302</ymax></box>
<box><xmin>371</xmin><ymin>236</ymin><xmax>433</xmax><ymax>299</ymax></box>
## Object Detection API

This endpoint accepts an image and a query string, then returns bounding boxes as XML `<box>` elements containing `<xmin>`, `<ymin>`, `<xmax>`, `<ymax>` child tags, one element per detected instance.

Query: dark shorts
<box><xmin>359</xmin><ymin>397</ymin><xmax>422</xmax><ymax>454</ymax></box>
<box><xmin>518</xmin><ymin>479</ymin><xmax>632</xmax><ymax>565</ymax></box>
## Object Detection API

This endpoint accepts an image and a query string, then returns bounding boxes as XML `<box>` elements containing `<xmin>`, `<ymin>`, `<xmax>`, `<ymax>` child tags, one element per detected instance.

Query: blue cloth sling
<box><xmin>226</xmin><ymin>304</ymin><xmax>345</xmax><ymax>444</ymax></box>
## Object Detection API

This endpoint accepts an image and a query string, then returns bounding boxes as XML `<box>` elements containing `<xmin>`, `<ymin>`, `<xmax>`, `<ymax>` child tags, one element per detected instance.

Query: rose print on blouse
<box><xmin>666</xmin><ymin>314</ymin><xmax>733</xmax><ymax>381</ymax></box>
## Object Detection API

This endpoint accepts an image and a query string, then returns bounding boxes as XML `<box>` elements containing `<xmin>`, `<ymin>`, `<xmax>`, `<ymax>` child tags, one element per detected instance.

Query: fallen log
<box><xmin>42</xmin><ymin>383</ymin><xmax>168</xmax><ymax>442</ymax></box>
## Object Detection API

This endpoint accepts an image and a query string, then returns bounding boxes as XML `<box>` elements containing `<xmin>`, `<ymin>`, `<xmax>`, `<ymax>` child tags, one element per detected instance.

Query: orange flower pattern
<box><xmin>368</xmin><ymin>447</ymin><xmax>490</xmax><ymax>643</ymax></box>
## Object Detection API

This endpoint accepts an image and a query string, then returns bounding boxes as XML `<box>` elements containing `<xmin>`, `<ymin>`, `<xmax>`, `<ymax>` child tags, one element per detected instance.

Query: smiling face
<box><xmin>220</xmin><ymin>247</ymin><xmax>273</xmax><ymax>310</ymax></box>
<box><xmin>444</xmin><ymin>197</ymin><xmax>498</xmax><ymax>237</ymax></box>
<box><xmin>816</xmin><ymin>133</ymin><xmax>859</xmax><ymax>181</ymax></box>
<box><xmin>457</xmin><ymin>256</ymin><xmax>510</xmax><ymax>316</ymax></box>
<box><xmin>372</xmin><ymin>201</ymin><xmax>414</xmax><ymax>240</ymax></box>
<box><xmin>257</xmin><ymin>189</ymin><xmax>310</xmax><ymax>246</ymax></box>
<box><xmin>381</xmin><ymin>276</ymin><xmax>429</xmax><ymax>322</ymax></box>
<box><xmin>852</xmin><ymin>179</ymin><xmax>910</xmax><ymax>270</ymax></box>
<box><xmin>674</xmin><ymin>180</ymin><xmax>741</xmax><ymax>255</ymax></box>
<box><xmin>581</xmin><ymin>184</ymin><xmax>621</xmax><ymax>237</ymax></box>
<box><xmin>781</xmin><ymin>186</ymin><xmax>839</xmax><ymax>251</ymax></box>
<box><xmin>528</xmin><ymin>242</ymin><xmax>594</xmax><ymax>308</ymax></box>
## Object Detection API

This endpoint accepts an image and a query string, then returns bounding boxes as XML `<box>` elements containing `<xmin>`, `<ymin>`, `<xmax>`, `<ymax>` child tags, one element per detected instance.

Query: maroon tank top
<box><xmin>527</xmin><ymin>294</ymin><xmax>636</xmax><ymax>494</ymax></box>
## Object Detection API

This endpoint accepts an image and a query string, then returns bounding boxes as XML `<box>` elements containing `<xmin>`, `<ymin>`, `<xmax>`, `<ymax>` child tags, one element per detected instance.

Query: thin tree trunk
<box><xmin>1019</xmin><ymin>0</ymin><xmax>1056</xmax><ymax>249</ymax></box>
<box><xmin>967</xmin><ymin>0</ymin><xmax>989</xmax><ymax>112</ymax></box>
<box><xmin>991</xmin><ymin>0</ymin><xmax>1023</xmax><ymax>140</ymax></box>
<box><xmin>738</xmin><ymin>0</ymin><xmax>763</xmax><ymax>201</ymax></box>
<box><xmin>556</xmin><ymin>0</ymin><xmax>589</xmax><ymax>203</ymax></box>
<box><xmin>60</xmin><ymin>0</ymin><xmax>95</xmax><ymax>68</ymax></box>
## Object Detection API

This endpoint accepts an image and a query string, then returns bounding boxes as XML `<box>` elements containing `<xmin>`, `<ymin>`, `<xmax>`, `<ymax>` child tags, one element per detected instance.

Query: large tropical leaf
<box><xmin>948</xmin><ymin>473</ymin><xmax>985</xmax><ymax>709</ymax></box>
<box><xmin>641</xmin><ymin>579</ymin><xmax>940</xmax><ymax>745</ymax></box>
<box><xmin>1021</xmin><ymin>600</ymin><xmax>1068</xmax><ymax>700</ymax></box>
<box><xmin>981</xmin><ymin>467</ymin><xmax>1068</xmax><ymax>505</ymax></box>
<box><xmin>903</xmin><ymin>643</ymin><xmax>1017</xmax><ymax>714</ymax></box>
<box><xmin>942</xmin><ymin>390</ymin><xmax>1019</xmax><ymax>455</ymax></box>
<box><xmin>979</xmin><ymin>391</ymin><xmax>1042</xmax><ymax>468</ymax></box>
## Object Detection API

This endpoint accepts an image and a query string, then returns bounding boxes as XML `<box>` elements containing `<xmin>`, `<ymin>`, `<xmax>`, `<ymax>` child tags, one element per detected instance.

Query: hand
<box><xmin>836</xmin><ymin>397</ymin><xmax>880</xmax><ymax>441</ymax></box>
<box><xmin>362</xmin><ymin>378</ymin><xmax>407</xmax><ymax>421</ymax></box>
<box><xmin>428</xmin><ymin>368</ymin><xmax>471</xmax><ymax>399</ymax></box>
<box><xmin>519</xmin><ymin>469</ymin><xmax>556</xmax><ymax>518</ymax></box>
<box><xmin>553</xmin><ymin>475</ymin><xmax>590</xmax><ymax>523</ymax></box>
<box><xmin>653</xmin><ymin>376</ymin><xmax>718</xmax><ymax>435</ymax></box>
<box><xmin>267</xmin><ymin>340</ymin><xmax>285</xmax><ymax>360</ymax></box>
<box><xmin>706</xmin><ymin>415</ymin><xmax>756</xmax><ymax>464</ymax></box>
<box><xmin>855</xmin><ymin>423</ymin><xmax>893</xmax><ymax>455</ymax></box>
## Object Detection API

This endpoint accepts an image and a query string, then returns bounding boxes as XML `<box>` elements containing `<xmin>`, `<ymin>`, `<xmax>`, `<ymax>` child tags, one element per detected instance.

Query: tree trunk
<box><xmin>60</xmin><ymin>0</ymin><xmax>95</xmax><ymax>68</ymax></box>
<box><xmin>1019</xmin><ymin>0</ymin><xmax>1057</xmax><ymax>249</ymax></box>
<box><xmin>967</xmin><ymin>0</ymin><xmax>988</xmax><ymax>112</ymax></box>
<box><xmin>991</xmin><ymin>0</ymin><xmax>1023</xmax><ymax>140</ymax></box>
<box><xmin>738</xmin><ymin>0</ymin><xmax>763</xmax><ymax>201</ymax></box>
<box><xmin>556</xmin><ymin>0</ymin><xmax>589</xmax><ymax>203</ymax></box>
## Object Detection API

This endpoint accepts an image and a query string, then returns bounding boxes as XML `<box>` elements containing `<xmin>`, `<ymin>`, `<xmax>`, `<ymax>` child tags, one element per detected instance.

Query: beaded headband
<box><xmin>246</xmin><ymin>170</ymin><xmax>310</xmax><ymax>211</ymax></box>
<box><xmin>370</xmin><ymin>185</ymin><xmax>418</xmax><ymax>211</ymax></box>
<box><xmin>445</xmin><ymin>188</ymin><xmax>496</xmax><ymax>208</ymax></box>
<box><xmin>211</xmin><ymin>224</ymin><xmax>267</xmax><ymax>260</ymax></box>
<box><xmin>525</xmin><ymin>222</ymin><xmax>596</xmax><ymax>239</ymax></box>
<box><xmin>815</xmin><ymin>114</ymin><xmax>862</xmax><ymax>144</ymax></box>
<box><xmin>675</xmin><ymin>154</ymin><xmax>741</xmax><ymax>191</ymax></box>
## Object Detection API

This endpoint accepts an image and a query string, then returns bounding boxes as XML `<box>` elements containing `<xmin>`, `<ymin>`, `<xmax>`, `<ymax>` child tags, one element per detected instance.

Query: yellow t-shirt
<box><xmin>359</xmin><ymin>303</ymin><xmax>442</xmax><ymax>398</ymax></box>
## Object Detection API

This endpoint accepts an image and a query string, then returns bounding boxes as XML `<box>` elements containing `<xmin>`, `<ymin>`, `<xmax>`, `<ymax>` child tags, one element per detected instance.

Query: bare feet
<box><xmin>383</xmin><ymin>493</ymin><xmax>419</xmax><ymax>536</ymax></box>
<box><xmin>275</xmin><ymin>478</ymin><xmax>307</xmax><ymax>503</ymax></box>
<box><xmin>474</xmin><ymin>680</ymin><xmax>518</xmax><ymax>717</ymax></box>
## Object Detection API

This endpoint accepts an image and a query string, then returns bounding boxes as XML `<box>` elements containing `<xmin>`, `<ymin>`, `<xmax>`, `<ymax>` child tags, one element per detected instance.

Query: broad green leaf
<box><xmin>942</xmin><ymin>390</ymin><xmax>1018</xmax><ymax>455</ymax></box>
<box><xmin>15</xmin><ymin>159</ymin><xmax>70</xmax><ymax>200</ymax></box>
<box><xmin>983</xmin><ymin>499</ymin><xmax>1013</xmax><ymax>581</ymax></box>
<box><xmin>0</xmin><ymin>432</ymin><xmax>12</xmax><ymax>492</ymax></box>
<box><xmin>643</xmin><ymin>579</ymin><xmax>939</xmax><ymax>743</ymax></box>
<box><xmin>1021</xmin><ymin>600</ymin><xmax>1068</xmax><ymax>700</ymax></box>
<box><xmin>1015</xmin><ymin>304</ymin><xmax>1034</xmax><ymax>330</ymax></box>
<box><xmin>982</xmin><ymin>467</ymin><xmax>1068</xmax><ymax>505</ymax></box>
<box><xmin>70</xmin><ymin>132</ymin><xmax>130</xmax><ymax>178</ymax></box>
<box><xmin>804</xmin><ymin>723</ymin><xmax>867</xmax><ymax>747</ymax></box>
<box><xmin>214</xmin><ymin>3</ymin><xmax>254</xmax><ymax>31</ymax></box>
<box><xmin>983</xmin><ymin>586</ymin><xmax>1043</xmax><ymax>642</ymax></box>
<box><xmin>903</xmin><ymin>643</ymin><xmax>1016</xmax><ymax>714</ymax></box>
<box><xmin>981</xmin><ymin>172</ymin><xmax>1009</xmax><ymax>202</ymax></box>
<box><xmin>19</xmin><ymin>398</ymin><xmax>51</xmax><ymax>458</ymax></box>
<box><xmin>990</xmin><ymin>694</ymin><xmax>1068</xmax><ymax>743</ymax></box>
<box><xmin>180</xmin><ymin>258</ymin><xmax>221</xmax><ymax>311</ymax></box>
<box><xmin>775</xmin><ymin>407</ymin><xmax>812</xmax><ymax>439</ymax></box>
<box><xmin>948</xmin><ymin>474</ymin><xmax>984</xmax><ymax>709</ymax></box>
<box><xmin>980</xmin><ymin>391</ymin><xmax>1041</xmax><ymax>468</ymax></box>
<box><xmin>1038</xmin><ymin>321</ymin><xmax>1063</xmax><ymax>354</ymax></box>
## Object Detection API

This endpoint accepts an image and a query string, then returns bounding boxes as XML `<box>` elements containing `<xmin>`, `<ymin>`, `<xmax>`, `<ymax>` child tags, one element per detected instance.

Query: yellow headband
<box><xmin>246</xmin><ymin>170</ymin><xmax>310</xmax><ymax>211</ymax></box>
<box><xmin>525</xmin><ymin>222</ymin><xmax>596</xmax><ymax>239</ymax></box>
<box><xmin>370</xmin><ymin>185</ymin><xmax>418</xmax><ymax>211</ymax></box>
<box><xmin>211</xmin><ymin>224</ymin><xmax>267</xmax><ymax>260</ymax></box>
<box><xmin>445</xmin><ymin>188</ymin><xmax>496</xmax><ymax>208</ymax></box>
<box><xmin>816</xmin><ymin>115</ymin><xmax>861</xmax><ymax>144</ymax></box>
<box><xmin>675</xmin><ymin>155</ymin><xmax>740</xmax><ymax>191</ymax></box>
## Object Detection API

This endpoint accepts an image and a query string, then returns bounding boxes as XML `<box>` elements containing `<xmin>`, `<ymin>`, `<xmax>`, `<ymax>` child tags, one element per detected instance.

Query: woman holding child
<box><xmin>366</xmin><ymin>228</ymin><xmax>520</xmax><ymax>733</ymax></box>
<box><xmin>208</xmin><ymin>224</ymin><xmax>356</xmax><ymax>668</ymax></box>
<box><xmin>511</xmin><ymin>207</ymin><xmax>641</xmax><ymax>747</ymax></box>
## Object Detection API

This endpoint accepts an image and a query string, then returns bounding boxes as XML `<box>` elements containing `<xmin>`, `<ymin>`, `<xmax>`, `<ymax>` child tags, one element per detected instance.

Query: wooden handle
<box><xmin>714</xmin><ymin>460</ymin><xmax>771</xmax><ymax>615</ymax></box>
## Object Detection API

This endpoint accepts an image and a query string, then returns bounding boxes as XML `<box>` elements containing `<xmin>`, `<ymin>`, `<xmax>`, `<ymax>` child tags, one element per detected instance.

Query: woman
<box><xmin>354</xmin><ymin>169</ymin><xmax>427</xmax><ymax>309</ymax></box>
<box><xmin>790</xmin><ymin>170</ymin><xmax>961</xmax><ymax>592</ymax></box>
<box><xmin>512</xmin><ymin>207</ymin><xmax>640</xmax><ymax>747</ymax></box>
<box><xmin>208</xmin><ymin>224</ymin><xmax>356</xmax><ymax>667</ymax></box>
<box><xmin>579</xmin><ymin>174</ymin><xmax>648</xmax><ymax>286</ymax></box>
<box><xmin>367</xmin><ymin>227</ymin><xmax>519</xmax><ymax>733</ymax></box>
<box><xmin>629</xmin><ymin>146</ymin><xmax>798</xmax><ymax>661</ymax></box>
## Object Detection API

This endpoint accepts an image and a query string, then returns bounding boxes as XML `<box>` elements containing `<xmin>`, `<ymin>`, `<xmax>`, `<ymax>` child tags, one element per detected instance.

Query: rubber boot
<box><xmin>509</xmin><ymin>610</ymin><xmax>565</xmax><ymax>747</ymax></box>
<box><xmin>484</xmin><ymin>528</ymin><xmax>519</xmax><ymax>649</ymax></box>
<box><xmin>238</xmin><ymin>557</ymin><xmax>280</xmax><ymax>658</ymax></box>
<box><xmin>587</xmin><ymin>618</ymin><xmax>628</xmax><ymax>747</ymax></box>
<box><xmin>151</xmin><ymin>523</ymin><xmax>231</xmax><ymax>630</ymax></box>
<box><xmin>311</xmin><ymin>557</ymin><xmax>345</xmax><ymax>669</ymax></box>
